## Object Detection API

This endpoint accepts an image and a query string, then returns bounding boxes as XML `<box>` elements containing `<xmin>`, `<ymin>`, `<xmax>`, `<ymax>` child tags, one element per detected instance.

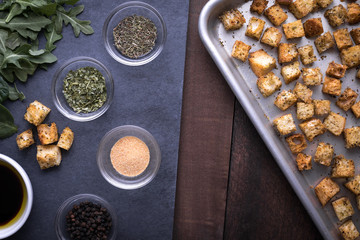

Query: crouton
<box><xmin>249</xmin><ymin>49</ymin><xmax>277</xmax><ymax>77</ymax></box>
<box><xmin>303</xmin><ymin>18</ymin><xmax>324</xmax><ymax>38</ymax></box>
<box><xmin>340</xmin><ymin>45</ymin><xmax>360</xmax><ymax>68</ymax></box>
<box><xmin>314</xmin><ymin>142</ymin><xmax>334</xmax><ymax>166</ymax></box>
<box><xmin>296</xmin><ymin>153</ymin><xmax>312</xmax><ymax>171</ymax></box>
<box><xmin>332</xmin><ymin>197</ymin><xmax>355</xmax><ymax>221</ymax></box>
<box><xmin>57</xmin><ymin>127</ymin><xmax>74</xmax><ymax>151</ymax></box>
<box><xmin>16</xmin><ymin>129</ymin><xmax>35</xmax><ymax>150</ymax></box>
<box><xmin>276</xmin><ymin>0</ymin><xmax>293</xmax><ymax>5</ymax></box>
<box><xmin>326</xmin><ymin>61</ymin><xmax>347</xmax><ymax>79</ymax></box>
<box><xmin>299</xmin><ymin>118</ymin><xmax>326</xmax><ymax>141</ymax></box>
<box><xmin>261</xmin><ymin>27</ymin><xmax>282</xmax><ymax>47</ymax></box>
<box><xmin>297</xmin><ymin>102</ymin><xmax>314</xmax><ymax>120</ymax></box>
<box><xmin>245</xmin><ymin>17</ymin><xmax>266</xmax><ymax>40</ymax></box>
<box><xmin>313</xmin><ymin>99</ymin><xmax>331</xmax><ymax>116</ymax></box>
<box><xmin>344</xmin><ymin>127</ymin><xmax>360</xmax><ymax>148</ymax></box>
<box><xmin>298</xmin><ymin>45</ymin><xmax>317</xmax><ymax>65</ymax></box>
<box><xmin>345</xmin><ymin>175</ymin><xmax>360</xmax><ymax>195</ymax></box>
<box><xmin>336</xmin><ymin>87</ymin><xmax>358</xmax><ymax>111</ymax></box>
<box><xmin>219</xmin><ymin>9</ymin><xmax>246</xmax><ymax>31</ymax></box>
<box><xmin>316</xmin><ymin>0</ymin><xmax>333</xmax><ymax>8</ymax></box>
<box><xmin>257</xmin><ymin>72</ymin><xmax>282</xmax><ymax>97</ymax></box>
<box><xmin>325</xmin><ymin>4</ymin><xmax>347</xmax><ymax>27</ymax></box>
<box><xmin>351</xmin><ymin>101</ymin><xmax>360</xmax><ymax>118</ymax></box>
<box><xmin>273</xmin><ymin>114</ymin><xmax>297</xmax><ymax>135</ymax></box>
<box><xmin>285</xmin><ymin>133</ymin><xmax>307</xmax><ymax>153</ymax></box>
<box><xmin>302</xmin><ymin>68</ymin><xmax>322</xmax><ymax>86</ymax></box>
<box><xmin>333</xmin><ymin>28</ymin><xmax>353</xmax><ymax>51</ymax></box>
<box><xmin>314</xmin><ymin>32</ymin><xmax>335</xmax><ymax>54</ymax></box>
<box><xmin>37</xmin><ymin>123</ymin><xmax>58</xmax><ymax>145</ymax></box>
<box><xmin>278</xmin><ymin>43</ymin><xmax>298</xmax><ymax>63</ymax></box>
<box><xmin>315</xmin><ymin>177</ymin><xmax>340</xmax><ymax>206</ymax></box>
<box><xmin>289</xmin><ymin>0</ymin><xmax>316</xmax><ymax>19</ymax></box>
<box><xmin>24</xmin><ymin>100</ymin><xmax>51</xmax><ymax>126</ymax></box>
<box><xmin>294</xmin><ymin>82</ymin><xmax>313</xmax><ymax>103</ymax></box>
<box><xmin>347</xmin><ymin>3</ymin><xmax>360</xmax><ymax>25</ymax></box>
<box><xmin>323</xmin><ymin>112</ymin><xmax>346</xmax><ymax>136</ymax></box>
<box><xmin>281</xmin><ymin>61</ymin><xmax>301</xmax><ymax>84</ymax></box>
<box><xmin>322</xmin><ymin>76</ymin><xmax>342</xmax><ymax>96</ymax></box>
<box><xmin>350</xmin><ymin>28</ymin><xmax>360</xmax><ymax>45</ymax></box>
<box><xmin>231</xmin><ymin>40</ymin><xmax>252</xmax><ymax>62</ymax></box>
<box><xmin>264</xmin><ymin>4</ymin><xmax>288</xmax><ymax>26</ymax></box>
<box><xmin>357</xmin><ymin>196</ymin><xmax>360</xmax><ymax>210</ymax></box>
<box><xmin>250</xmin><ymin>0</ymin><xmax>269</xmax><ymax>15</ymax></box>
<box><xmin>274</xmin><ymin>90</ymin><xmax>298</xmax><ymax>110</ymax></box>
<box><xmin>339</xmin><ymin>220</ymin><xmax>359</xmax><ymax>240</ymax></box>
<box><xmin>332</xmin><ymin>155</ymin><xmax>355</xmax><ymax>178</ymax></box>
<box><xmin>36</xmin><ymin>145</ymin><xmax>62</xmax><ymax>170</ymax></box>
<box><xmin>282</xmin><ymin>20</ymin><xmax>305</xmax><ymax>39</ymax></box>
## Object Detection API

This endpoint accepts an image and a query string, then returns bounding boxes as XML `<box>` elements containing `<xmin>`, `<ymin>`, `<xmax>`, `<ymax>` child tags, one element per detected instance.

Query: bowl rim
<box><xmin>102</xmin><ymin>1</ymin><xmax>167</xmax><ymax>66</ymax></box>
<box><xmin>51</xmin><ymin>56</ymin><xmax>114</xmax><ymax>122</ymax></box>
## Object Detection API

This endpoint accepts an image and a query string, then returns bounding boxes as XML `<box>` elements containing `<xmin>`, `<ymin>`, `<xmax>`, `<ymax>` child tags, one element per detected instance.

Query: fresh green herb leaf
<box><xmin>45</xmin><ymin>23</ymin><xmax>62</xmax><ymax>51</ymax></box>
<box><xmin>8</xmin><ymin>83</ymin><xmax>25</xmax><ymax>101</ymax></box>
<box><xmin>5</xmin><ymin>3</ymin><xmax>23</xmax><ymax>23</ymax></box>
<box><xmin>0</xmin><ymin>104</ymin><xmax>18</xmax><ymax>139</ymax></box>
<box><xmin>56</xmin><ymin>0</ymin><xmax>80</xmax><ymax>5</ymax></box>
<box><xmin>0</xmin><ymin>29</ymin><xmax>8</xmax><ymax>54</ymax></box>
<box><xmin>5</xmin><ymin>32</ymin><xmax>27</xmax><ymax>50</ymax></box>
<box><xmin>0</xmin><ymin>77</ymin><xmax>10</xmax><ymax>103</ymax></box>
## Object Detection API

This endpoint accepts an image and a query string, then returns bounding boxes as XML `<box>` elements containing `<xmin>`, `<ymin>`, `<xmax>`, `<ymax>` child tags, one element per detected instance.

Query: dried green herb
<box><xmin>113</xmin><ymin>15</ymin><xmax>157</xmax><ymax>59</ymax></box>
<box><xmin>62</xmin><ymin>67</ymin><xmax>107</xmax><ymax>113</ymax></box>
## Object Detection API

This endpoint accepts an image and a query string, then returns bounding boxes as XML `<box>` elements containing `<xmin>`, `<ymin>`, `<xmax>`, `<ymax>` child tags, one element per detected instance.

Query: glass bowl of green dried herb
<box><xmin>51</xmin><ymin>56</ymin><xmax>114</xmax><ymax>122</ymax></box>
<box><xmin>103</xmin><ymin>1</ymin><xmax>167</xmax><ymax>66</ymax></box>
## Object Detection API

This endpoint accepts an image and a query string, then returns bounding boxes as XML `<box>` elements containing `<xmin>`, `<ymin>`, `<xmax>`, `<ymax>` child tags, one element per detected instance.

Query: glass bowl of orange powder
<box><xmin>97</xmin><ymin>125</ymin><xmax>161</xmax><ymax>189</ymax></box>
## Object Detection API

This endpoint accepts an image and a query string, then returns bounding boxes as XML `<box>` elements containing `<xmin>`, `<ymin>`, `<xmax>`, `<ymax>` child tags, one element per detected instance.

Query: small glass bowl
<box><xmin>55</xmin><ymin>194</ymin><xmax>117</xmax><ymax>240</ymax></box>
<box><xmin>97</xmin><ymin>125</ymin><xmax>161</xmax><ymax>190</ymax></box>
<box><xmin>51</xmin><ymin>56</ymin><xmax>114</xmax><ymax>122</ymax></box>
<box><xmin>103</xmin><ymin>1</ymin><xmax>167</xmax><ymax>66</ymax></box>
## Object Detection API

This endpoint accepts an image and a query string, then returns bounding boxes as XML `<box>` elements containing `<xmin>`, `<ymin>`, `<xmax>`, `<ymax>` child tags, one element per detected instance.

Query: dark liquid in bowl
<box><xmin>0</xmin><ymin>164</ymin><xmax>24</xmax><ymax>226</ymax></box>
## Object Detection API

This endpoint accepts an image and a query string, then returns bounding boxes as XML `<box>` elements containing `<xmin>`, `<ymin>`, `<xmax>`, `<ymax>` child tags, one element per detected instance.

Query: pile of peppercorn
<box><xmin>65</xmin><ymin>201</ymin><xmax>112</xmax><ymax>240</ymax></box>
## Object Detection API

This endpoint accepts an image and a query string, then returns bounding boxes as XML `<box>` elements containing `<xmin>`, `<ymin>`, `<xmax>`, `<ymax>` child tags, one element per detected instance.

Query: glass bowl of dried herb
<box><xmin>52</xmin><ymin>56</ymin><xmax>114</xmax><ymax>122</ymax></box>
<box><xmin>103</xmin><ymin>1</ymin><xmax>167</xmax><ymax>66</ymax></box>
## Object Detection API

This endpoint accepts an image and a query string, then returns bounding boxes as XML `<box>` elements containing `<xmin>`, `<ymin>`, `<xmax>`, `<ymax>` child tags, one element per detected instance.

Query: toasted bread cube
<box><xmin>273</xmin><ymin>114</ymin><xmax>297</xmax><ymax>135</ymax></box>
<box><xmin>289</xmin><ymin>0</ymin><xmax>316</xmax><ymax>19</ymax></box>
<box><xmin>57</xmin><ymin>127</ymin><xmax>74</xmax><ymax>151</ymax></box>
<box><xmin>325</xmin><ymin>5</ymin><xmax>347</xmax><ymax>27</ymax></box>
<box><xmin>314</xmin><ymin>32</ymin><xmax>335</xmax><ymax>54</ymax></box>
<box><xmin>332</xmin><ymin>155</ymin><xmax>355</xmax><ymax>178</ymax></box>
<box><xmin>36</xmin><ymin>145</ymin><xmax>62</xmax><ymax>170</ymax></box>
<box><xmin>245</xmin><ymin>17</ymin><xmax>266</xmax><ymax>40</ymax></box>
<box><xmin>285</xmin><ymin>133</ymin><xmax>307</xmax><ymax>153</ymax></box>
<box><xmin>257</xmin><ymin>72</ymin><xmax>282</xmax><ymax>97</ymax></box>
<box><xmin>324</xmin><ymin>112</ymin><xmax>346</xmax><ymax>136</ymax></box>
<box><xmin>298</xmin><ymin>45</ymin><xmax>317</xmax><ymax>65</ymax></box>
<box><xmin>316</xmin><ymin>0</ymin><xmax>333</xmax><ymax>8</ymax></box>
<box><xmin>299</xmin><ymin>118</ymin><xmax>326</xmax><ymax>141</ymax></box>
<box><xmin>313</xmin><ymin>99</ymin><xmax>331</xmax><ymax>116</ymax></box>
<box><xmin>339</xmin><ymin>220</ymin><xmax>360</xmax><ymax>240</ymax></box>
<box><xmin>302</xmin><ymin>68</ymin><xmax>322</xmax><ymax>86</ymax></box>
<box><xmin>264</xmin><ymin>4</ymin><xmax>288</xmax><ymax>26</ymax></box>
<box><xmin>16</xmin><ymin>129</ymin><xmax>35</xmax><ymax>150</ymax></box>
<box><xmin>249</xmin><ymin>49</ymin><xmax>277</xmax><ymax>77</ymax></box>
<box><xmin>332</xmin><ymin>197</ymin><xmax>355</xmax><ymax>221</ymax></box>
<box><xmin>37</xmin><ymin>123</ymin><xmax>58</xmax><ymax>145</ymax></box>
<box><xmin>219</xmin><ymin>9</ymin><xmax>246</xmax><ymax>31</ymax></box>
<box><xmin>350</xmin><ymin>28</ymin><xmax>360</xmax><ymax>45</ymax></box>
<box><xmin>283</xmin><ymin>20</ymin><xmax>305</xmax><ymax>39</ymax></box>
<box><xmin>347</xmin><ymin>3</ymin><xmax>360</xmax><ymax>25</ymax></box>
<box><xmin>336</xmin><ymin>88</ymin><xmax>358</xmax><ymax>111</ymax></box>
<box><xmin>250</xmin><ymin>0</ymin><xmax>269</xmax><ymax>15</ymax></box>
<box><xmin>24</xmin><ymin>100</ymin><xmax>51</xmax><ymax>126</ymax></box>
<box><xmin>261</xmin><ymin>27</ymin><xmax>282</xmax><ymax>47</ymax></box>
<box><xmin>340</xmin><ymin>45</ymin><xmax>360</xmax><ymax>68</ymax></box>
<box><xmin>344</xmin><ymin>127</ymin><xmax>360</xmax><ymax>149</ymax></box>
<box><xmin>315</xmin><ymin>177</ymin><xmax>340</xmax><ymax>206</ymax></box>
<box><xmin>351</xmin><ymin>101</ymin><xmax>360</xmax><ymax>118</ymax></box>
<box><xmin>357</xmin><ymin>196</ymin><xmax>360</xmax><ymax>210</ymax></box>
<box><xmin>231</xmin><ymin>40</ymin><xmax>252</xmax><ymax>62</ymax></box>
<box><xmin>322</xmin><ymin>77</ymin><xmax>342</xmax><ymax>96</ymax></box>
<box><xmin>276</xmin><ymin>0</ymin><xmax>293</xmax><ymax>5</ymax></box>
<box><xmin>278</xmin><ymin>43</ymin><xmax>298</xmax><ymax>64</ymax></box>
<box><xmin>345</xmin><ymin>175</ymin><xmax>360</xmax><ymax>195</ymax></box>
<box><xmin>296</xmin><ymin>153</ymin><xmax>312</xmax><ymax>171</ymax></box>
<box><xmin>334</xmin><ymin>29</ymin><xmax>353</xmax><ymax>51</ymax></box>
<box><xmin>297</xmin><ymin>102</ymin><xmax>314</xmax><ymax>120</ymax></box>
<box><xmin>303</xmin><ymin>18</ymin><xmax>323</xmax><ymax>38</ymax></box>
<box><xmin>314</xmin><ymin>142</ymin><xmax>334</xmax><ymax>166</ymax></box>
<box><xmin>274</xmin><ymin>90</ymin><xmax>298</xmax><ymax>110</ymax></box>
<box><xmin>281</xmin><ymin>61</ymin><xmax>301</xmax><ymax>84</ymax></box>
<box><xmin>294</xmin><ymin>82</ymin><xmax>313</xmax><ymax>103</ymax></box>
<box><xmin>326</xmin><ymin>61</ymin><xmax>347</xmax><ymax>79</ymax></box>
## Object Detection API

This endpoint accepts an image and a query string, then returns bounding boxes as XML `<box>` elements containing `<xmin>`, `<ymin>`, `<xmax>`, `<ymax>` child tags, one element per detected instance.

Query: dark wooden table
<box><xmin>173</xmin><ymin>1</ymin><xmax>323</xmax><ymax>239</ymax></box>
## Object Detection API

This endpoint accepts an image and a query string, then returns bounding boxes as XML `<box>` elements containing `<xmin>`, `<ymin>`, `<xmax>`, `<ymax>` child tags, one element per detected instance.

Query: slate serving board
<box><xmin>0</xmin><ymin>0</ymin><xmax>189</xmax><ymax>239</ymax></box>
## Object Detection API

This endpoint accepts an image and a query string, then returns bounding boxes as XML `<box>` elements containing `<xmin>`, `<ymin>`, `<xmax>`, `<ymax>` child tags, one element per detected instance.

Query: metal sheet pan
<box><xmin>199</xmin><ymin>1</ymin><xmax>360</xmax><ymax>239</ymax></box>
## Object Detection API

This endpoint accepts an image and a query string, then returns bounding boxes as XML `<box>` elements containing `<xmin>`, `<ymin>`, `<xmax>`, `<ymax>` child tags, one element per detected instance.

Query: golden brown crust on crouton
<box><xmin>36</xmin><ymin>145</ymin><xmax>62</xmax><ymax>170</ymax></box>
<box><xmin>347</xmin><ymin>3</ymin><xmax>360</xmax><ymax>25</ymax></box>
<box><xmin>332</xmin><ymin>155</ymin><xmax>355</xmax><ymax>178</ymax></box>
<box><xmin>298</xmin><ymin>45</ymin><xmax>317</xmax><ymax>65</ymax></box>
<box><xmin>250</xmin><ymin>0</ymin><xmax>269</xmax><ymax>15</ymax></box>
<box><xmin>249</xmin><ymin>49</ymin><xmax>277</xmax><ymax>77</ymax></box>
<box><xmin>296</xmin><ymin>153</ymin><xmax>312</xmax><ymax>171</ymax></box>
<box><xmin>37</xmin><ymin>122</ymin><xmax>58</xmax><ymax>145</ymax></box>
<box><xmin>302</xmin><ymin>68</ymin><xmax>322</xmax><ymax>86</ymax></box>
<box><xmin>316</xmin><ymin>0</ymin><xmax>333</xmax><ymax>8</ymax></box>
<box><xmin>261</xmin><ymin>27</ymin><xmax>282</xmax><ymax>47</ymax></box>
<box><xmin>314</xmin><ymin>32</ymin><xmax>335</xmax><ymax>54</ymax></box>
<box><xmin>285</xmin><ymin>133</ymin><xmax>307</xmax><ymax>153</ymax></box>
<box><xmin>299</xmin><ymin>118</ymin><xmax>326</xmax><ymax>141</ymax></box>
<box><xmin>281</xmin><ymin>61</ymin><xmax>301</xmax><ymax>84</ymax></box>
<box><xmin>315</xmin><ymin>177</ymin><xmax>340</xmax><ymax>206</ymax></box>
<box><xmin>24</xmin><ymin>100</ymin><xmax>51</xmax><ymax>126</ymax></box>
<box><xmin>333</xmin><ymin>28</ymin><xmax>353</xmax><ymax>51</ymax></box>
<box><xmin>344</xmin><ymin>127</ymin><xmax>360</xmax><ymax>149</ymax></box>
<box><xmin>336</xmin><ymin>88</ymin><xmax>358</xmax><ymax>111</ymax></box>
<box><xmin>289</xmin><ymin>0</ymin><xmax>316</xmax><ymax>19</ymax></box>
<box><xmin>332</xmin><ymin>197</ymin><xmax>354</xmax><ymax>221</ymax></box>
<box><xmin>326</xmin><ymin>61</ymin><xmax>347</xmax><ymax>79</ymax></box>
<box><xmin>324</xmin><ymin>112</ymin><xmax>346</xmax><ymax>136</ymax></box>
<box><xmin>282</xmin><ymin>20</ymin><xmax>305</xmax><ymax>39</ymax></box>
<box><xmin>257</xmin><ymin>72</ymin><xmax>282</xmax><ymax>97</ymax></box>
<box><xmin>339</xmin><ymin>220</ymin><xmax>359</xmax><ymax>240</ymax></box>
<box><xmin>57</xmin><ymin>127</ymin><xmax>74</xmax><ymax>151</ymax></box>
<box><xmin>294</xmin><ymin>82</ymin><xmax>313</xmax><ymax>103</ymax></box>
<box><xmin>322</xmin><ymin>76</ymin><xmax>342</xmax><ymax>96</ymax></box>
<box><xmin>303</xmin><ymin>18</ymin><xmax>323</xmax><ymax>38</ymax></box>
<box><xmin>340</xmin><ymin>45</ymin><xmax>360</xmax><ymax>68</ymax></box>
<box><xmin>297</xmin><ymin>102</ymin><xmax>314</xmax><ymax>120</ymax></box>
<box><xmin>264</xmin><ymin>4</ymin><xmax>288</xmax><ymax>26</ymax></box>
<box><xmin>350</xmin><ymin>28</ymin><xmax>360</xmax><ymax>45</ymax></box>
<box><xmin>351</xmin><ymin>101</ymin><xmax>360</xmax><ymax>118</ymax></box>
<box><xmin>231</xmin><ymin>40</ymin><xmax>252</xmax><ymax>62</ymax></box>
<box><xmin>313</xmin><ymin>99</ymin><xmax>331</xmax><ymax>116</ymax></box>
<box><xmin>245</xmin><ymin>17</ymin><xmax>266</xmax><ymax>40</ymax></box>
<box><xmin>219</xmin><ymin>9</ymin><xmax>246</xmax><ymax>31</ymax></box>
<box><xmin>325</xmin><ymin>4</ymin><xmax>347</xmax><ymax>27</ymax></box>
<box><xmin>273</xmin><ymin>114</ymin><xmax>297</xmax><ymax>135</ymax></box>
<box><xmin>278</xmin><ymin>43</ymin><xmax>298</xmax><ymax>64</ymax></box>
<box><xmin>314</xmin><ymin>142</ymin><xmax>333</xmax><ymax>166</ymax></box>
<box><xmin>345</xmin><ymin>175</ymin><xmax>360</xmax><ymax>195</ymax></box>
<box><xmin>274</xmin><ymin>90</ymin><xmax>298</xmax><ymax>110</ymax></box>
<box><xmin>16</xmin><ymin>129</ymin><xmax>35</xmax><ymax>150</ymax></box>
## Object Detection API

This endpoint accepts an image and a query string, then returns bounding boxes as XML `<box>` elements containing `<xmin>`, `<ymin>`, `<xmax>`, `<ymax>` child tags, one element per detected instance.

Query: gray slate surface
<box><xmin>0</xmin><ymin>0</ymin><xmax>189</xmax><ymax>239</ymax></box>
